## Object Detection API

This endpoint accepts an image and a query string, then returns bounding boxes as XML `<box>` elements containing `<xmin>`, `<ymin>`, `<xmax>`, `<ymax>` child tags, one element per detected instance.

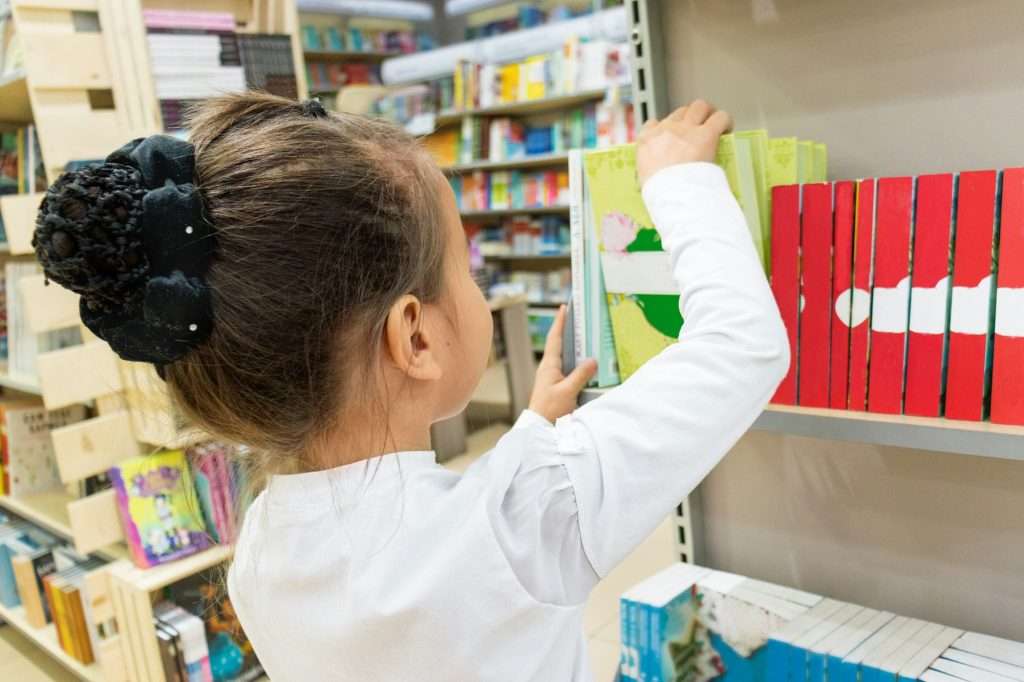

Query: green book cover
<box><xmin>813</xmin><ymin>142</ymin><xmax>828</xmax><ymax>182</ymax></box>
<box><xmin>583</xmin><ymin>145</ymin><xmax>681</xmax><ymax>380</ymax></box>
<box><xmin>717</xmin><ymin>134</ymin><xmax>765</xmax><ymax>269</ymax></box>
<box><xmin>736</xmin><ymin>129</ymin><xmax>771</xmax><ymax>271</ymax></box>
<box><xmin>797</xmin><ymin>140</ymin><xmax>814</xmax><ymax>184</ymax></box>
<box><xmin>766</xmin><ymin>137</ymin><xmax>799</xmax><ymax>187</ymax></box>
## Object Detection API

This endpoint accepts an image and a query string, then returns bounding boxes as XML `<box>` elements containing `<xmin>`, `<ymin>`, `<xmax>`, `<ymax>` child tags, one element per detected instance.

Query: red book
<box><xmin>829</xmin><ymin>181</ymin><xmax>856</xmax><ymax>409</ymax></box>
<box><xmin>867</xmin><ymin>176</ymin><xmax>913</xmax><ymax>414</ymax></box>
<box><xmin>945</xmin><ymin>170</ymin><xmax>998</xmax><ymax>421</ymax></box>
<box><xmin>991</xmin><ymin>168</ymin><xmax>1024</xmax><ymax>424</ymax></box>
<box><xmin>769</xmin><ymin>184</ymin><xmax>801</xmax><ymax>404</ymax></box>
<box><xmin>798</xmin><ymin>183</ymin><xmax>833</xmax><ymax>407</ymax></box>
<box><xmin>904</xmin><ymin>174</ymin><xmax>954</xmax><ymax>417</ymax></box>
<box><xmin>848</xmin><ymin>180</ymin><xmax>876</xmax><ymax>411</ymax></box>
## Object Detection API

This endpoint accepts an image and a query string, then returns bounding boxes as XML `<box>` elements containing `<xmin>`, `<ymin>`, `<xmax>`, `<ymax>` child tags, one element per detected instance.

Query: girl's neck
<box><xmin>307</xmin><ymin>405</ymin><xmax>434</xmax><ymax>471</ymax></box>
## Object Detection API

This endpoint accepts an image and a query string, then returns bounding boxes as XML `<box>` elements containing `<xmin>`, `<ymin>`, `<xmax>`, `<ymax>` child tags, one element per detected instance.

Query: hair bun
<box><xmin>34</xmin><ymin>162</ymin><xmax>151</xmax><ymax>313</ymax></box>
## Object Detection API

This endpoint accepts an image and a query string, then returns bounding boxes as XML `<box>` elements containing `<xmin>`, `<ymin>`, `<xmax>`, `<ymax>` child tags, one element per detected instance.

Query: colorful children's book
<box><xmin>109</xmin><ymin>450</ymin><xmax>210</xmax><ymax>568</ymax></box>
<box><xmin>848</xmin><ymin>179</ymin><xmax>877</xmax><ymax>411</ymax></box>
<box><xmin>867</xmin><ymin>177</ymin><xmax>914</xmax><ymax>414</ymax></box>
<box><xmin>0</xmin><ymin>400</ymin><xmax>86</xmax><ymax>496</ymax></box>
<box><xmin>770</xmin><ymin>184</ymin><xmax>801</xmax><ymax>405</ymax></box>
<box><xmin>798</xmin><ymin>183</ymin><xmax>833</xmax><ymax>407</ymax></box>
<box><xmin>830</xmin><ymin>181</ymin><xmax>856</xmax><ymax>409</ymax></box>
<box><xmin>582</xmin><ymin>144</ymin><xmax>676</xmax><ymax>382</ymax></box>
<box><xmin>945</xmin><ymin>170</ymin><xmax>998</xmax><ymax>421</ymax></box>
<box><xmin>990</xmin><ymin>168</ymin><xmax>1024</xmax><ymax>425</ymax></box>
<box><xmin>905</xmin><ymin>173</ymin><xmax>955</xmax><ymax>417</ymax></box>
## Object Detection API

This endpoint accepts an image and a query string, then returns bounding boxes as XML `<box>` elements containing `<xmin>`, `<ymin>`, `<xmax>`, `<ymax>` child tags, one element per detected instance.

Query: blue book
<box><xmin>862</xmin><ymin>619</ymin><xmax>930</xmax><ymax>682</ymax></box>
<box><xmin>895</xmin><ymin>626</ymin><xmax>963</xmax><ymax>681</ymax></box>
<box><xmin>935</xmin><ymin>645</ymin><xmax>1024</xmax><ymax>681</ymax></box>
<box><xmin>837</xmin><ymin>616</ymin><xmax>909</xmax><ymax>682</ymax></box>
<box><xmin>876</xmin><ymin>622</ymin><xmax>944</xmax><ymax>682</ymax></box>
<box><xmin>803</xmin><ymin>604</ymin><xmax>866</xmax><ymax>682</ymax></box>
<box><xmin>952</xmin><ymin>632</ymin><xmax>1024</xmax><ymax>669</ymax></box>
<box><xmin>824</xmin><ymin>610</ymin><xmax>894</xmax><ymax>682</ymax></box>
<box><xmin>766</xmin><ymin>600</ymin><xmax>840</xmax><ymax>682</ymax></box>
<box><xmin>324</xmin><ymin>26</ymin><xmax>345</xmax><ymax>51</ymax></box>
<box><xmin>790</xmin><ymin>602</ymin><xmax>859</xmax><ymax>682</ymax></box>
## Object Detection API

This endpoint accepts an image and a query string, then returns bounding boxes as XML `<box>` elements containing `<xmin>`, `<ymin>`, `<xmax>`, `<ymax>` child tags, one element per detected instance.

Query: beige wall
<box><xmin>659</xmin><ymin>0</ymin><xmax>1024</xmax><ymax>639</ymax></box>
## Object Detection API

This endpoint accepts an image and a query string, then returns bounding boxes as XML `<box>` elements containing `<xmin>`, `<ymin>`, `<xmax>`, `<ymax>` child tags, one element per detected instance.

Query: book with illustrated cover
<box><xmin>109</xmin><ymin>450</ymin><xmax>210</xmax><ymax>568</ymax></box>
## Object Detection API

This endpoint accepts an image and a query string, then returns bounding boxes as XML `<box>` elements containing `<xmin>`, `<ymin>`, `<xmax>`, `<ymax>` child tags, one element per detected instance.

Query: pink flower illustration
<box><xmin>602</xmin><ymin>212</ymin><xmax>638</xmax><ymax>253</ymax></box>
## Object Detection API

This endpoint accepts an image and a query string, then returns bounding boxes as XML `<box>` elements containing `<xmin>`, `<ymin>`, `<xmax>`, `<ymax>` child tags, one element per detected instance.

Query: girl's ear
<box><xmin>383</xmin><ymin>294</ymin><xmax>443</xmax><ymax>381</ymax></box>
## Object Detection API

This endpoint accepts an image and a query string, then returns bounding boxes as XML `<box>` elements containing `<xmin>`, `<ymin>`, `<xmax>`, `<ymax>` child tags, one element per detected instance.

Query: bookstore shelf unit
<box><xmin>625</xmin><ymin>0</ymin><xmax>1024</xmax><ymax>639</ymax></box>
<box><xmin>0</xmin><ymin>1</ymin><xmax>305</xmax><ymax>680</ymax></box>
<box><xmin>435</xmin><ymin>88</ymin><xmax>608</xmax><ymax>127</ymax></box>
<box><xmin>442</xmin><ymin>151</ymin><xmax>570</xmax><ymax>173</ymax></box>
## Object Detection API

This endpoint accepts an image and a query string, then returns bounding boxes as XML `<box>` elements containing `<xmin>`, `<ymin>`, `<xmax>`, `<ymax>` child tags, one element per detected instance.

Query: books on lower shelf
<box><xmin>450</xmin><ymin>167</ymin><xmax>569</xmax><ymax>212</ymax></box>
<box><xmin>0</xmin><ymin>124</ymin><xmax>46</xmax><ymax>243</ymax></box>
<box><xmin>467</xmin><ymin>214</ymin><xmax>570</xmax><ymax>257</ymax></box>
<box><xmin>770</xmin><ymin>168</ymin><xmax>1024</xmax><ymax>425</ymax></box>
<box><xmin>0</xmin><ymin>511</ymin><xmax>115</xmax><ymax>666</ymax></box>
<box><xmin>620</xmin><ymin>562</ymin><xmax>1023</xmax><ymax>682</ymax></box>
<box><xmin>569</xmin><ymin>132</ymin><xmax>824</xmax><ymax>386</ymax></box>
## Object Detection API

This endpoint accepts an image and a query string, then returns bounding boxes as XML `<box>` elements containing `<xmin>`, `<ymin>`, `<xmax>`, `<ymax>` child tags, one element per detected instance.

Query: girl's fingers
<box><xmin>682</xmin><ymin>99</ymin><xmax>712</xmax><ymax>125</ymax></box>
<box><xmin>665</xmin><ymin>105</ymin><xmax>689</xmax><ymax>123</ymax></box>
<box><xmin>561</xmin><ymin>358</ymin><xmax>597</xmax><ymax>395</ymax></box>
<box><xmin>541</xmin><ymin>305</ymin><xmax>566</xmax><ymax>365</ymax></box>
<box><xmin>705</xmin><ymin>109</ymin><xmax>733</xmax><ymax>136</ymax></box>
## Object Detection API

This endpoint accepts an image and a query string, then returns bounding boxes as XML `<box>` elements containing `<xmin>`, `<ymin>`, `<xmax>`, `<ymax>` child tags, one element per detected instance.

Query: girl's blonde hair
<box><xmin>164</xmin><ymin>92</ymin><xmax>447</xmax><ymax>480</ymax></box>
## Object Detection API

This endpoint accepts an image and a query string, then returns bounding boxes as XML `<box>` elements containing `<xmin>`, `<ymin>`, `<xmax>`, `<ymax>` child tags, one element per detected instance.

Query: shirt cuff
<box><xmin>512</xmin><ymin>409</ymin><xmax>553</xmax><ymax>430</ymax></box>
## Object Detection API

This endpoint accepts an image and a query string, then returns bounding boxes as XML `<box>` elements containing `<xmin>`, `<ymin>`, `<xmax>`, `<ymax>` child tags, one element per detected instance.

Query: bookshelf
<box><xmin>623</xmin><ymin>0</ymin><xmax>1024</xmax><ymax>639</ymax></box>
<box><xmin>442</xmin><ymin>151</ymin><xmax>570</xmax><ymax>173</ymax></box>
<box><xmin>483</xmin><ymin>253</ymin><xmax>570</xmax><ymax>261</ymax></box>
<box><xmin>435</xmin><ymin>88</ymin><xmax>608</xmax><ymax>126</ymax></box>
<box><xmin>0</xmin><ymin>491</ymin><xmax>129</xmax><ymax>563</ymax></box>
<box><xmin>303</xmin><ymin>49</ymin><xmax>397</xmax><ymax>61</ymax></box>
<box><xmin>461</xmin><ymin>205</ymin><xmax>568</xmax><ymax>219</ymax></box>
<box><xmin>0</xmin><ymin>368</ymin><xmax>42</xmax><ymax>395</ymax></box>
<box><xmin>0</xmin><ymin>600</ymin><xmax>104</xmax><ymax>682</ymax></box>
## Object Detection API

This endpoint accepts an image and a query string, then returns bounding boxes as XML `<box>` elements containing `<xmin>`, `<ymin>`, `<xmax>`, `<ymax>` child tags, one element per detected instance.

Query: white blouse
<box><xmin>228</xmin><ymin>162</ymin><xmax>789</xmax><ymax>681</ymax></box>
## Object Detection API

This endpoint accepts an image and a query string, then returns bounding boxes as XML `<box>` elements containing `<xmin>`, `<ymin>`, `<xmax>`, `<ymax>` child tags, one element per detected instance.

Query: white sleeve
<box><xmin>554</xmin><ymin>161</ymin><xmax>789</xmax><ymax>578</ymax></box>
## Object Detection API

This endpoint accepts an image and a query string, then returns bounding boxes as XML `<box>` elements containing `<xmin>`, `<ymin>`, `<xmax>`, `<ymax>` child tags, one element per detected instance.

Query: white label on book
<box><xmin>834</xmin><ymin>287</ymin><xmax>870</xmax><ymax>328</ymax></box>
<box><xmin>909</xmin><ymin>276</ymin><xmax>950</xmax><ymax>334</ymax></box>
<box><xmin>599</xmin><ymin>251</ymin><xmax>675</xmax><ymax>295</ymax></box>
<box><xmin>870</xmin><ymin>277</ymin><xmax>910</xmax><ymax>333</ymax></box>
<box><xmin>950</xmin><ymin>275</ymin><xmax>993</xmax><ymax>334</ymax></box>
<box><xmin>996</xmin><ymin>287</ymin><xmax>1024</xmax><ymax>337</ymax></box>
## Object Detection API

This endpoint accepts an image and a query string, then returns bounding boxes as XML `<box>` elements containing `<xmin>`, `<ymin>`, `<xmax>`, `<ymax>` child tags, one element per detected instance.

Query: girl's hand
<box><xmin>528</xmin><ymin>305</ymin><xmax>597</xmax><ymax>423</ymax></box>
<box><xmin>637</xmin><ymin>99</ymin><xmax>733</xmax><ymax>185</ymax></box>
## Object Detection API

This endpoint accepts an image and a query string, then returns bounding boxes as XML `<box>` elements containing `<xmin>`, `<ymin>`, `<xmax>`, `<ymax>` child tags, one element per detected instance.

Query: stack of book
<box><xmin>451</xmin><ymin>37</ymin><xmax>630</xmax><ymax>112</ymax></box>
<box><xmin>568</xmin><ymin>134</ymin><xmax>826</xmax><ymax>386</ymax></box>
<box><xmin>300</xmin><ymin>23</ymin><xmax>431</xmax><ymax>55</ymax></box>
<box><xmin>450</xmin><ymin>167</ymin><xmax>569</xmax><ymax>213</ymax></box>
<box><xmin>307</xmin><ymin>60</ymin><xmax>378</xmax><ymax>92</ymax></box>
<box><xmin>770</xmin><ymin>168</ymin><xmax>1024</xmax><ymax>425</ymax></box>
<box><xmin>620</xmin><ymin>562</ymin><xmax>1023</xmax><ymax>682</ymax></box>
<box><xmin>4</xmin><ymin>262</ymin><xmax>81</xmax><ymax>376</ymax></box>
<box><xmin>190</xmin><ymin>442</ymin><xmax>239</xmax><ymax>546</ymax></box>
<box><xmin>0</xmin><ymin>513</ymin><xmax>115</xmax><ymax>666</ymax></box>
<box><xmin>144</xmin><ymin>9</ymin><xmax>298</xmax><ymax>130</ymax></box>
<box><xmin>466</xmin><ymin>214</ymin><xmax>570</xmax><ymax>257</ymax></box>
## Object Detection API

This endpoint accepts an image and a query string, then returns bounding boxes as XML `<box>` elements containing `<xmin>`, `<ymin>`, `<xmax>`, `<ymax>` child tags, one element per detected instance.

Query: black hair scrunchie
<box><xmin>33</xmin><ymin>135</ymin><xmax>216</xmax><ymax>368</ymax></box>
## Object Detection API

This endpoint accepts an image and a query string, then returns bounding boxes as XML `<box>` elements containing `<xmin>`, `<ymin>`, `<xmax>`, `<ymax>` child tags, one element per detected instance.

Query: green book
<box><xmin>813</xmin><ymin>142</ymin><xmax>828</xmax><ymax>182</ymax></box>
<box><xmin>717</xmin><ymin>134</ymin><xmax>765</xmax><ymax>269</ymax></box>
<box><xmin>797</xmin><ymin>140</ymin><xmax>815</xmax><ymax>183</ymax></box>
<box><xmin>766</xmin><ymin>137</ymin><xmax>799</xmax><ymax>187</ymax></box>
<box><xmin>737</xmin><ymin>129</ymin><xmax>771</xmax><ymax>271</ymax></box>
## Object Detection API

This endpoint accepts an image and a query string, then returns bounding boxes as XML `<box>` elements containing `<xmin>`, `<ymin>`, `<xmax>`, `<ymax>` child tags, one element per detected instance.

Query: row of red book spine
<box><xmin>770</xmin><ymin>168</ymin><xmax>1024</xmax><ymax>424</ymax></box>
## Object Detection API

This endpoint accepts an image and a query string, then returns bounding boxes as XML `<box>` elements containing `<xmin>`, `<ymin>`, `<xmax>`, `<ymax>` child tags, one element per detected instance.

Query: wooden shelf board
<box><xmin>0</xmin><ymin>70</ymin><xmax>32</xmax><ymax>125</ymax></box>
<box><xmin>120</xmin><ymin>544</ymin><xmax>234</xmax><ymax>593</ymax></box>
<box><xmin>436</xmin><ymin>89</ymin><xmax>608</xmax><ymax>126</ymax></box>
<box><xmin>442</xmin><ymin>152</ymin><xmax>570</xmax><ymax>173</ymax></box>
<box><xmin>0</xmin><ymin>601</ymin><xmax>104</xmax><ymax>682</ymax></box>
<box><xmin>0</xmin><ymin>492</ymin><xmax>128</xmax><ymax>562</ymax></box>
<box><xmin>577</xmin><ymin>391</ymin><xmax>1024</xmax><ymax>460</ymax></box>
<box><xmin>461</xmin><ymin>205</ymin><xmax>569</xmax><ymax>219</ymax></box>
<box><xmin>304</xmin><ymin>49</ymin><xmax>399</xmax><ymax>62</ymax></box>
<box><xmin>0</xmin><ymin>370</ymin><xmax>42</xmax><ymax>395</ymax></box>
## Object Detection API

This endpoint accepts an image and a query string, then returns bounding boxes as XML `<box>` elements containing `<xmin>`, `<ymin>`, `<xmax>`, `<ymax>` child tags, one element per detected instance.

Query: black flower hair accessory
<box><xmin>33</xmin><ymin>135</ymin><xmax>216</xmax><ymax>370</ymax></box>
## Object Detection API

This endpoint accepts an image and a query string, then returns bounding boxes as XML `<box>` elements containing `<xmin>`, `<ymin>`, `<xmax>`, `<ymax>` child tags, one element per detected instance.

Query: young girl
<box><xmin>33</xmin><ymin>93</ymin><xmax>786</xmax><ymax>680</ymax></box>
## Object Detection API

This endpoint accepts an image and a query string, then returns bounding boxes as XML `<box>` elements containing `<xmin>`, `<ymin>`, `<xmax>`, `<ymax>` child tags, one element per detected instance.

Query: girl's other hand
<box><xmin>636</xmin><ymin>99</ymin><xmax>733</xmax><ymax>186</ymax></box>
<box><xmin>528</xmin><ymin>305</ymin><xmax>597</xmax><ymax>423</ymax></box>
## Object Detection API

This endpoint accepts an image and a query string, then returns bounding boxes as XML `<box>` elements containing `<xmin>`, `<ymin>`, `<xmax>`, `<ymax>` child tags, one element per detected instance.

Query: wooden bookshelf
<box><xmin>461</xmin><ymin>205</ymin><xmax>569</xmax><ymax>219</ymax></box>
<box><xmin>303</xmin><ymin>49</ymin><xmax>399</xmax><ymax>62</ymax></box>
<box><xmin>0</xmin><ymin>369</ymin><xmax>42</xmax><ymax>395</ymax></box>
<box><xmin>0</xmin><ymin>600</ymin><xmax>104</xmax><ymax>682</ymax></box>
<box><xmin>119</xmin><ymin>544</ymin><xmax>234</xmax><ymax>593</ymax></box>
<box><xmin>436</xmin><ymin>89</ymin><xmax>608</xmax><ymax>127</ymax></box>
<box><xmin>0</xmin><ymin>491</ymin><xmax>128</xmax><ymax>562</ymax></box>
<box><xmin>578</xmin><ymin>390</ymin><xmax>1024</xmax><ymax>462</ymax></box>
<box><xmin>442</xmin><ymin>152</ymin><xmax>570</xmax><ymax>174</ymax></box>
<box><xmin>0</xmin><ymin>70</ymin><xmax>31</xmax><ymax>125</ymax></box>
<box><xmin>483</xmin><ymin>253</ymin><xmax>570</xmax><ymax>262</ymax></box>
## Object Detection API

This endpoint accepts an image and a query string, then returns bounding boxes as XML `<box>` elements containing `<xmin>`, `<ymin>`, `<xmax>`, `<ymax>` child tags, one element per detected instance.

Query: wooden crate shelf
<box><xmin>0</xmin><ymin>600</ymin><xmax>105</xmax><ymax>682</ymax></box>
<box><xmin>0</xmin><ymin>70</ymin><xmax>32</xmax><ymax>124</ymax></box>
<box><xmin>0</xmin><ymin>491</ymin><xmax>128</xmax><ymax>562</ymax></box>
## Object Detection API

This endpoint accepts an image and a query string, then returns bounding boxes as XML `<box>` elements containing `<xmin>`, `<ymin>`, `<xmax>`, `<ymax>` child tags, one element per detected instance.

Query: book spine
<box><xmin>830</xmin><ymin>180</ymin><xmax>856</xmax><ymax>408</ymax></box>
<box><xmin>848</xmin><ymin>179</ymin><xmax>877</xmax><ymax>411</ymax></box>
<box><xmin>798</xmin><ymin>182</ymin><xmax>834</xmax><ymax>407</ymax></box>
<box><xmin>568</xmin><ymin>150</ymin><xmax>588</xmax><ymax>371</ymax></box>
<box><xmin>945</xmin><ymin>170</ymin><xmax>998</xmax><ymax>421</ymax></box>
<box><xmin>991</xmin><ymin>168</ymin><xmax>1024</xmax><ymax>424</ymax></box>
<box><xmin>770</xmin><ymin>184</ymin><xmax>801</xmax><ymax>404</ymax></box>
<box><xmin>867</xmin><ymin>176</ymin><xmax>914</xmax><ymax>414</ymax></box>
<box><xmin>904</xmin><ymin>173</ymin><xmax>955</xmax><ymax>417</ymax></box>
